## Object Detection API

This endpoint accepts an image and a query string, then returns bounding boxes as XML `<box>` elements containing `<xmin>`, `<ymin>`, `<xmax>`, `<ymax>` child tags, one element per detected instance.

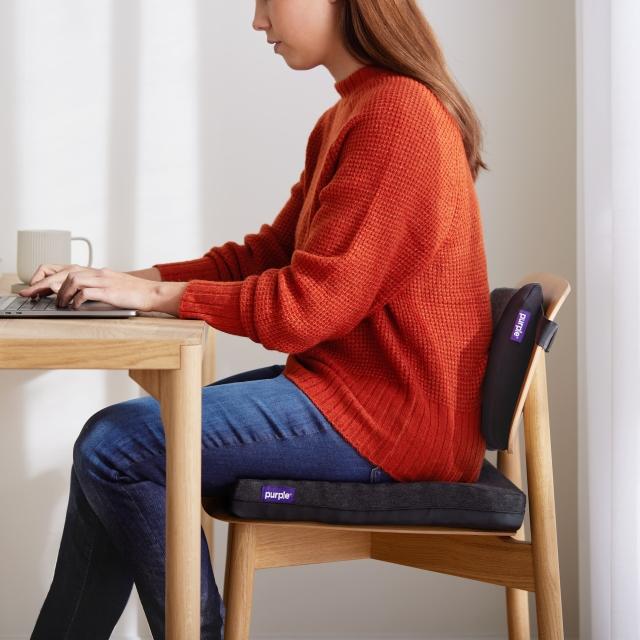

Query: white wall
<box><xmin>0</xmin><ymin>1</ymin><xmax>577</xmax><ymax>638</ymax></box>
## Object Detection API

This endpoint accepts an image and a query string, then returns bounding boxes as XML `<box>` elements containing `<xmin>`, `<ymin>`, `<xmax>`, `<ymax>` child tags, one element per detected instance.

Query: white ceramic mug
<box><xmin>17</xmin><ymin>229</ymin><xmax>93</xmax><ymax>284</ymax></box>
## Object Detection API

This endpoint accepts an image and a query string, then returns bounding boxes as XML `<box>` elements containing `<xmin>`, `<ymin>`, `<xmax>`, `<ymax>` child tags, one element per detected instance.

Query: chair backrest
<box><xmin>481</xmin><ymin>272</ymin><xmax>571</xmax><ymax>453</ymax></box>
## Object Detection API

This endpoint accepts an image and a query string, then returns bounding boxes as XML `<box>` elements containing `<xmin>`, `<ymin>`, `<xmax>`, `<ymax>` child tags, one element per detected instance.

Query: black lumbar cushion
<box><xmin>481</xmin><ymin>283</ymin><xmax>558</xmax><ymax>451</ymax></box>
<box><xmin>228</xmin><ymin>459</ymin><xmax>525</xmax><ymax>530</ymax></box>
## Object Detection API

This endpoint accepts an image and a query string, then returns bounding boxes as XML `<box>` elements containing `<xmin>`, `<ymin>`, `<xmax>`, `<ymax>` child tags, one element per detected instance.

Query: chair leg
<box><xmin>499</xmin><ymin>436</ymin><xmax>532</xmax><ymax>640</ymax></box>
<box><xmin>223</xmin><ymin>522</ymin><xmax>257</xmax><ymax>640</ymax></box>
<box><xmin>523</xmin><ymin>354</ymin><xmax>564</xmax><ymax>639</ymax></box>
<box><xmin>201</xmin><ymin>506</ymin><xmax>216</xmax><ymax>569</ymax></box>
<box><xmin>506</xmin><ymin>588</ymin><xmax>531</xmax><ymax>639</ymax></box>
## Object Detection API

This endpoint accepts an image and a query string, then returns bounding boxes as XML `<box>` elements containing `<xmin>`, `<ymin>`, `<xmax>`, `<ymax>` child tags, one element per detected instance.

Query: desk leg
<box><xmin>159</xmin><ymin>344</ymin><xmax>203</xmax><ymax>639</ymax></box>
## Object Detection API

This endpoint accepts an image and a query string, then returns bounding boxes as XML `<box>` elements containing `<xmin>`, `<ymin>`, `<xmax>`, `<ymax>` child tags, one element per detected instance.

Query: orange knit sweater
<box><xmin>154</xmin><ymin>64</ymin><xmax>492</xmax><ymax>483</ymax></box>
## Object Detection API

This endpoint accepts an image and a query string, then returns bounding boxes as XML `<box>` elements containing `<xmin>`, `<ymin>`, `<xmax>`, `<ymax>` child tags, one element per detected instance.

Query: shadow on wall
<box><xmin>0</xmin><ymin>371</ymin><xmax>68</xmax><ymax>633</ymax></box>
<box><xmin>102</xmin><ymin>0</ymin><xmax>141</xmax><ymax>420</ymax></box>
<box><xmin>0</xmin><ymin>4</ymin><xmax>60</xmax><ymax>633</ymax></box>
<box><xmin>103</xmin><ymin>1</ymin><xmax>153</xmax><ymax>637</ymax></box>
<box><xmin>0</xmin><ymin>1</ymin><xmax>17</xmax><ymax>269</ymax></box>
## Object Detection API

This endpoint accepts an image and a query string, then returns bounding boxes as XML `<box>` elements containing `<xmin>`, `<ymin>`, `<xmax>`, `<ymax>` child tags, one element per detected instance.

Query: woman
<box><xmin>22</xmin><ymin>0</ymin><xmax>493</xmax><ymax>637</ymax></box>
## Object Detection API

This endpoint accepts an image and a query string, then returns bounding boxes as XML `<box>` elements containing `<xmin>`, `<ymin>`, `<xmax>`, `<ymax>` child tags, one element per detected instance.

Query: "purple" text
<box><xmin>510</xmin><ymin>309</ymin><xmax>531</xmax><ymax>343</ymax></box>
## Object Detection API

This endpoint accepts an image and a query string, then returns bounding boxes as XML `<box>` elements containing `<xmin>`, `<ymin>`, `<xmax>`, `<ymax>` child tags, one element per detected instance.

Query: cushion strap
<box><xmin>536</xmin><ymin>313</ymin><xmax>559</xmax><ymax>352</ymax></box>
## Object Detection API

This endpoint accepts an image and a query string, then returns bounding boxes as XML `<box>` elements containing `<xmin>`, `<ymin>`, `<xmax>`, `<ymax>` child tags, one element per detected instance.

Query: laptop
<box><xmin>0</xmin><ymin>294</ymin><xmax>138</xmax><ymax>318</ymax></box>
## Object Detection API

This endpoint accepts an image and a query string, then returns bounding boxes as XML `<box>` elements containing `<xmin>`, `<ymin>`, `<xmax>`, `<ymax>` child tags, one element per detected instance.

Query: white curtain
<box><xmin>578</xmin><ymin>0</ymin><xmax>640</xmax><ymax>638</ymax></box>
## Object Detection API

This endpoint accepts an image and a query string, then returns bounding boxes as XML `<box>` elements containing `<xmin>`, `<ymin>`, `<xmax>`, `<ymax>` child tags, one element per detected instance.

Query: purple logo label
<box><xmin>261</xmin><ymin>485</ymin><xmax>296</xmax><ymax>503</ymax></box>
<box><xmin>510</xmin><ymin>309</ymin><xmax>531</xmax><ymax>343</ymax></box>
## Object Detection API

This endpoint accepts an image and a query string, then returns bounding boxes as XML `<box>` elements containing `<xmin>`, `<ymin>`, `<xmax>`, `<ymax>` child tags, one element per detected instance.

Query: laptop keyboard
<box><xmin>6</xmin><ymin>296</ymin><xmax>58</xmax><ymax>311</ymax></box>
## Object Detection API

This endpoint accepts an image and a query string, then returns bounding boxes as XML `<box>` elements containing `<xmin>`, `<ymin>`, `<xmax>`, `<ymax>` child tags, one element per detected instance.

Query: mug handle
<box><xmin>71</xmin><ymin>237</ymin><xmax>93</xmax><ymax>268</ymax></box>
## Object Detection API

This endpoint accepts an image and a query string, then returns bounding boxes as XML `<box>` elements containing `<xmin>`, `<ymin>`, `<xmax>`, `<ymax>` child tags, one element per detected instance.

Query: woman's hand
<box><xmin>20</xmin><ymin>263</ymin><xmax>85</xmax><ymax>298</ymax></box>
<box><xmin>19</xmin><ymin>266</ymin><xmax>189</xmax><ymax>315</ymax></box>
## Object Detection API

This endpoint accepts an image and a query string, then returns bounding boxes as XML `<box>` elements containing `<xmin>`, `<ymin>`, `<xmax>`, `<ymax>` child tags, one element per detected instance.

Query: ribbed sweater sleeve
<box><xmin>174</xmin><ymin>100</ymin><xmax>457</xmax><ymax>353</ymax></box>
<box><xmin>151</xmin><ymin>168</ymin><xmax>305</xmax><ymax>282</ymax></box>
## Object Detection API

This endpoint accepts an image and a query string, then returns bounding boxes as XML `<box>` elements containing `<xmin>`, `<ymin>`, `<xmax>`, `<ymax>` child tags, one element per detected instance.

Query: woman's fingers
<box><xmin>69</xmin><ymin>287</ymin><xmax>105</xmax><ymax>309</ymax></box>
<box><xmin>21</xmin><ymin>265</ymin><xmax>97</xmax><ymax>299</ymax></box>
<box><xmin>29</xmin><ymin>263</ymin><xmax>74</xmax><ymax>285</ymax></box>
<box><xmin>28</xmin><ymin>264</ymin><xmax>56</xmax><ymax>285</ymax></box>
<box><xmin>20</xmin><ymin>273</ymin><xmax>66</xmax><ymax>297</ymax></box>
<box><xmin>20</xmin><ymin>286</ymin><xmax>53</xmax><ymax>298</ymax></box>
<box><xmin>56</xmin><ymin>272</ymin><xmax>106</xmax><ymax>307</ymax></box>
<box><xmin>21</xmin><ymin>264</ymin><xmax>80</xmax><ymax>297</ymax></box>
<box><xmin>20</xmin><ymin>279</ymin><xmax>59</xmax><ymax>297</ymax></box>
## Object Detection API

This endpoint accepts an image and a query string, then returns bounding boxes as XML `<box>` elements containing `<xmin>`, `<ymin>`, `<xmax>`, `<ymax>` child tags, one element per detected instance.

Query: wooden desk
<box><xmin>0</xmin><ymin>273</ymin><xmax>215</xmax><ymax>639</ymax></box>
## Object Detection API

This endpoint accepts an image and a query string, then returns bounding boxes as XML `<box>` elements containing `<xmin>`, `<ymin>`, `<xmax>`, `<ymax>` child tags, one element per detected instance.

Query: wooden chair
<box><xmin>202</xmin><ymin>271</ymin><xmax>570</xmax><ymax>640</ymax></box>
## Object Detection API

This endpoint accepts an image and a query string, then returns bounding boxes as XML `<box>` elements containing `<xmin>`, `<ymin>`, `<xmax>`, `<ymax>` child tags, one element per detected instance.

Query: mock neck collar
<box><xmin>334</xmin><ymin>64</ymin><xmax>390</xmax><ymax>98</ymax></box>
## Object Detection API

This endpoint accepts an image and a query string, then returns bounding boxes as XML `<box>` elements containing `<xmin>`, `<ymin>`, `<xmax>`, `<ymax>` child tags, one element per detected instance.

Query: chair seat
<box><xmin>215</xmin><ymin>458</ymin><xmax>526</xmax><ymax>532</ymax></box>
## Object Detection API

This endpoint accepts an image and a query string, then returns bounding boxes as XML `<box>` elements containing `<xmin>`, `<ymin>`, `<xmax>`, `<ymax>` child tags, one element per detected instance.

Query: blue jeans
<box><xmin>31</xmin><ymin>363</ymin><xmax>393</xmax><ymax>639</ymax></box>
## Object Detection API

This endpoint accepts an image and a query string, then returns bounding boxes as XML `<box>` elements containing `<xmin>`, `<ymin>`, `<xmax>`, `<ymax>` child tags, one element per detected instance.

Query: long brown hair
<box><xmin>337</xmin><ymin>0</ymin><xmax>489</xmax><ymax>181</ymax></box>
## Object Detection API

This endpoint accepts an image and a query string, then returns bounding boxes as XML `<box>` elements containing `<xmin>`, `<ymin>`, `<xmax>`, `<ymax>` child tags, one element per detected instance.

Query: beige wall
<box><xmin>0</xmin><ymin>0</ymin><xmax>577</xmax><ymax>637</ymax></box>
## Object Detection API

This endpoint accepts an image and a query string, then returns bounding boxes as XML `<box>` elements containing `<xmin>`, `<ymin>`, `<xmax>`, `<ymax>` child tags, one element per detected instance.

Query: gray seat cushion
<box><xmin>226</xmin><ymin>458</ymin><xmax>525</xmax><ymax>531</ymax></box>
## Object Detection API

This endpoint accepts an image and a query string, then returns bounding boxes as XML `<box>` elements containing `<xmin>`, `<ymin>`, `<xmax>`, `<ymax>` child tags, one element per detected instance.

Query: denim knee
<box><xmin>73</xmin><ymin>397</ymin><xmax>165</xmax><ymax>486</ymax></box>
<box><xmin>73</xmin><ymin>405</ymin><xmax>125</xmax><ymax>483</ymax></box>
